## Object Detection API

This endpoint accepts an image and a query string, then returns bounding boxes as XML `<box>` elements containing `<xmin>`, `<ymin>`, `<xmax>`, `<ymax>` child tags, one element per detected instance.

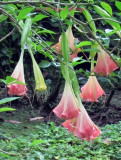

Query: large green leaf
<box><xmin>94</xmin><ymin>5</ymin><xmax>121</xmax><ymax>37</ymax></box>
<box><xmin>61</xmin><ymin>31</ymin><xmax>70</xmax><ymax>63</ymax></box>
<box><xmin>68</xmin><ymin>64</ymin><xmax>80</xmax><ymax>95</ymax></box>
<box><xmin>0</xmin><ymin>14</ymin><xmax>8</xmax><ymax>23</ymax></box>
<box><xmin>39</xmin><ymin>60</ymin><xmax>51</xmax><ymax>68</ymax></box>
<box><xmin>2</xmin><ymin>5</ymin><xmax>17</xmax><ymax>18</ymax></box>
<box><xmin>75</xmin><ymin>41</ymin><xmax>92</xmax><ymax>48</ymax></box>
<box><xmin>101</xmin><ymin>2</ymin><xmax>112</xmax><ymax>16</ymax></box>
<box><xmin>0</xmin><ymin>107</ymin><xmax>16</xmax><ymax>112</ymax></box>
<box><xmin>18</xmin><ymin>7</ymin><xmax>34</xmax><ymax>20</ymax></box>
<box><xmin>32</xmin><ymin>14</ymin><xmax>48</xmax><ymax>22</ymax></box>
<box><xmin>115</xmin><ymin>1</ymin><xmax>121</xmax><ymax>11</ymax></box>
<box><xmin>83</xmin><ymin>9</ymin><xmax>96</xmax><ymax>34</ymax></box>
<box><xmin>21</xmin><ymin>18</ymin><xmax>32</xmax><ymax>47</ymax></box>
<box><xmin>0</xmin><ymin>97</ymin><xmax>20</xmax><ymax>105</ymax></box>
<box><xmin>60</xmin><ymin>7</ymin><xmax>69</xmax><ymax>20</ymax></box>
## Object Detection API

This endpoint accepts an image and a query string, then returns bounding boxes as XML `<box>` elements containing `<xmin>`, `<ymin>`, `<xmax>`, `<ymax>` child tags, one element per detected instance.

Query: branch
<box><xmin>0</xmin><ymin>7</ymin><xmax>60</xmax><ymax>61</ymax></box>
<box><xmin>0</xmin><ymin>149</ymin><xmax>20</xmax><ymax>156</ymax></box>
<box><xmin>86</xmin><ymin>17</ymin><xmax>121</xmax><ymax>25</ymax></box>
<box><xmin>0</xmin><ymin>28</ymin><xmax>15</xmax><ymax>43</ymax></box>
<box><xmin>69</xmin><ymin>14</ymin><xmax>119</xmax><ymax>67</ymax></box>
<box><xmin>111</xmin><ymin>38</ymin><xmax>121</xmax><ymax>53</ymax></box>
<box><xmin>0</xmin><ymin>7</ymin><xmax>21</xmax><ymax>32</ymax></box>
<box><xmin>74</xmin><ymin>24</ymin><xmax>94</xmax><ymax>41</ymax></box>
<box><xmin>0</xmin><ymin>1</ymin><xmax>90</xmax><ymax>6</ymax></box>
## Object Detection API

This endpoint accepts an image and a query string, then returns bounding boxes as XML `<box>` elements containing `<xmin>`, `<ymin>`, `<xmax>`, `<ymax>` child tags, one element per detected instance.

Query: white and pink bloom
<box><xmin>8</xmin><ymin>50</ymin><xmax>27</xmax><ymax>96</ymax></box>
<box><xmin>62</xmin><ymin>101</ymin><xmax>101</xmax><ymax>141</ymax></box>
<box><xmin>80</xmin><ymin>76</ymin><xmax>105</xmax><ymax>102</ymax></box>
<box><xmin>92</xmin><ymin>47</ymin><xmax>118</xmax><ymax>76</ymax></box>
<box><xmin>53</xmin><ymin>81</ymin><xmax>80</xmax><ymax>119</ymax></box>
<box><xmin>52</xmin><ymin>26</ymin><xmax>80</xmax><ymax>61</ymax></box>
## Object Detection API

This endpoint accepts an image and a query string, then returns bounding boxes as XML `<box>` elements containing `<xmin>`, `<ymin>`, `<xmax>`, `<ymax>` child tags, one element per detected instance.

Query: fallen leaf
<box><xmin>29</xmin><ymin>117</ymin><xmax>44</xmax><ymax>122</ymax></box>
<box><xmin>5</xmin><ymin>120</ymin><xmax>22</xmax><ymax>124</ymax></box>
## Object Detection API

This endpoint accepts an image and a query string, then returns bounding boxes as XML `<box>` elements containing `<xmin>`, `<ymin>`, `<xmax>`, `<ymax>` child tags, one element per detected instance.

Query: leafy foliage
<box><xmin>0</xmin><ymin>121</ymin><xmax>121</xmax><ymax>160</ymax></box>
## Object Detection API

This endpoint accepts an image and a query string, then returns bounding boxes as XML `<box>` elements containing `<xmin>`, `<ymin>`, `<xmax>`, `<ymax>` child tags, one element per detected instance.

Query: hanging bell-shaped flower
<box><xmin>8</xmin><ymin>50</ymin><xmax>27</xmax><ymax>96</ymax></box>
<box><xmin>53</xmin><ymin>81</ymin><xmax>80</xmax><ymax>119</ymax></box>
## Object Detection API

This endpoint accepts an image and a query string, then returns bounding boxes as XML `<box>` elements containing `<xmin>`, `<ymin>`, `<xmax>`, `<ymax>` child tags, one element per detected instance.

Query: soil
<box><xmin>0</xmin><ymin>86</ymin><xmax>121</xmax><ymax>127</ymax></box>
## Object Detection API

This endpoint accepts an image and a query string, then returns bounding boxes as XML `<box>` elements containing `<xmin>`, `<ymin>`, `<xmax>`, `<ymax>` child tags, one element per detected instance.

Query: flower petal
<box><xmin>8</xmin><ymin>50</ymin><xmax>27</xmax><ymax>96</ymax></box>
<box><xmin>62</xmin><ymin>102</ymin><xmax>101</xmax><ymax>141</ymax></box>
<box><xmin>53</xmin><ymin>81</ymin><xmax>80</xmax><ymax>119</ymax></box>
<box><xmin>80</xmin><ymin>76</ymin><xmax>105</xmax><ymax>102</ymax></box>
<box><xmin>92</xmin><ymin>47</ymin><xmax>118</xmax><ymax>75</ymax></box>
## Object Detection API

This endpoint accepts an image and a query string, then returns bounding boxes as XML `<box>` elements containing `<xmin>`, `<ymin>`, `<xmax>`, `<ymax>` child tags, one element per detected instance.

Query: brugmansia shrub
<box><xmin>0</xmin><ymin>0</ymin><xmax>120</xmax><ymax>141</ymax></box>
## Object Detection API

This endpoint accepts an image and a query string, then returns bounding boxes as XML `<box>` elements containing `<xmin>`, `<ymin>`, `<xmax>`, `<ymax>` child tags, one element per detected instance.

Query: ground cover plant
<box><xmin>0</xmin><ymin>0</ymin><xmax>121</xmax><ymax>159</ymax></box>
<box><xmin>0</xmin><ymin>119</ymin><xmax>121</xmax><ymax>160</ymax></box>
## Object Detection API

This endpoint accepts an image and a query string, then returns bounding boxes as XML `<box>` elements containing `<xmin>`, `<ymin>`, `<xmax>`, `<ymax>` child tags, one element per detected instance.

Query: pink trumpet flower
<box><xmin>80</xmin><ymin>76</ymin><xmax>105</xmax><ymax>102</ymax></box>
<box><xmin>62</xmin><ymin>102</ymin><xmax>101</xmax><ymax>141</ymax></box>
<box><xmin>53</xmin><ymin>81</ymin><xmax>80</xmax><ymax>119</ymax></box>
<box><xmin>8</xmin><ymin>50</ymin><xmax>27</xmax><ymax>96</ymax></box>
<box><xmin>92</xmin><ymin>47</ymin><xmax>118</xmax><ymax>76</ymax></box>
<box><xmin>52</xmin><ymin>26</ymin><xmax>80</xmax><ymax>61</ymax></box>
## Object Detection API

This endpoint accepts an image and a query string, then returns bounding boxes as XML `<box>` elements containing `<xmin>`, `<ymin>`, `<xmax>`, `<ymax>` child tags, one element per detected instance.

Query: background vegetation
<box><xmin>0</xmin><ymin>0</ymin><xmax>121</xmax><ymax>159</ymax></box>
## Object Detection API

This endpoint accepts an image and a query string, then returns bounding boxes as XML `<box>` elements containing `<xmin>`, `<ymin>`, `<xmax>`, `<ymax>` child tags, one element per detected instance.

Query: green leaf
<box><xmin>0</xmin><ymin>14</ymin><xmax>8</xmax><ymax>23</ymax></box>
<box><xmin>101</xmin><ymin>2</ymin><xmax>112</xmax><ymax>16</ymax></box>
<box><xmin>19</xmin><ymin>20</ymin><xmax>24</xmax><ymax>29</ymax></box>
<box><xmin>1</xmin><ymin>76</ymin><xmax>16</xmax><ymax>85</ymax></box>
<box><xmin>82</xmin><ymin>9</ymin><xmax>96</xmax><ymax>34</ymax></box>
<box><xmin>1</xmin><ymin>76</ymin><xmax>26</xmax><ymax>86</ymax></box>
<box><xmin>60</xmin><ymin>7</ymin><xmax>69</xmax><ymax>20</ymax></box>
<box><xmin>2</xmin><ymin>5</ymin><xmax>17</xmax><ymax>18</ymax></box>
<box><xmin>41</xmin><ymin>6</ymin><xmax>58</xmax><ymax>17</ymax></box>
<box><xmin>75</xmin><ymin>41</ymin><xmax>92</xmax><ymax>48</ymax></box>
<box><xmin>21</xmin><ymin>18</ymin><xmax>32</xmax><ymax>47</ymax></box>
<box><xmin>0</xmin><ymin>97</ymin><xmax>20</xmax><ymax>105</ymax></box>
<box><xmin>32</xmin><ymin>14</ymin><xmax>48</xmax><ymax>22</ymax></box>
<box><xmin>30</xmin><ymin>140</ymin><xmax>48</xmax><ymax>146</ymax></box>
<box><xmin>90</xmin><ymin>42</ymin><xmax>99</xmax><ymax>59</ymax></box>
<box><xmin>80</xmin><ymin>48</ymin><xmax>99</xmax><ymax>52</ymax></box>
<box><xmin>60</xmin><ymin>61</ymin><xmax>66</xmax><ymax>79</ymax></box>
<box><xmin>94</xmin><ymin>5</ymin><xmax>121</xmax><ymax>36</ymax></box>
<box><xmin>39</xmin><ymin>60</ymin><xmax>51</xmax><ymax>68</ymax></box>
<box><xmin>115</xmin><ymin>1</ymin><xmax>121</xmax><ymax>11</ymax></box>
<box><xmin>0</xmin><ymin>152</ymin><xmax>10</xmax><ymax>158</ymax></box>
<box><xmin>68</xmin><ymin>64</ymin><xmax>80</xmax><ymax>95</ymax></box>
<box><xmin>61</xmin><ymin>31</ymin><xmax>70</xmax><ymax>63</ymax></box>
<box><xmin>37</xmin><ymin>29</ymin><xmax>56</xmax><ymax>35</ymax></box>
<box><xmin>18</xmin><ymin>7</ymin><xmax>34</xmax><ymax>20</ymax></box>
<box><xmin>0</xmin><ymin>107</ymin><xmax>16</xmax><ymax>112</ymax></box>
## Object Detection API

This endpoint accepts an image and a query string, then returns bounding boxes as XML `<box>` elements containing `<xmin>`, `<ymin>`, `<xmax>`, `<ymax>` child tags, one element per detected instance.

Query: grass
<box><xmin>0</xmin><ymin>120</ymin><xmax>121</xmax><ymax>160</ymax></box>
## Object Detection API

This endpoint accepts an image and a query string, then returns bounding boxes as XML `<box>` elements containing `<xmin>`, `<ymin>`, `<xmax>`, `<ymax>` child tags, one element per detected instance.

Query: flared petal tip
<box><xmin>53</xmin><ymin>108</ymin><xmax>80</xmax><ymax>119</ymax></box>
<box><xmin>8</xmin><ymin>84</ymin><xmax>27</xmax><ymax>96</ymax></box>
<box><xmin>74</xmin><ymin>127</ymin><xmax>102</xmax><ymax>141</ymax></box>
<box><xmin>80</xmin><ymin>76</ymin><xmax>105</xmax><ymax>102</ymax></box>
